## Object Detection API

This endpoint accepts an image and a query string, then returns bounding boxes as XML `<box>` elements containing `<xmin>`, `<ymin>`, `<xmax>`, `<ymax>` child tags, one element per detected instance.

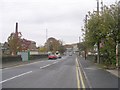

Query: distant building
<box><xmin>21</xmin><ymin>38</ymin><xmax>37</xmax><ymax>51</ymax></box>
<box><xmin>64</xmin><ymin>44</ymin><xmax>73</xmax><ymax>49</ymax></box>
<box><xmin>71</xmin><ymin>43</ymin><xmax>78</xmax><ymax>52</ymax></box>
<box><xmin>2</xmin><ymin>39</ymin><xmax>37</xmax><ymax>55</ymax></box>
<box><xmin>63</xmin><ymin>44</ymin><xmax>73</xmax><ymax>52</ymax></box>
<box><xmin>63</xmin><ymin>43</ymin><xmax>79</xmax><ymax>53</ymax></box>
<box><xmin>1</xmin><ymin>42</ymin><xmax>10</xmax><ymax>55</ymax></box>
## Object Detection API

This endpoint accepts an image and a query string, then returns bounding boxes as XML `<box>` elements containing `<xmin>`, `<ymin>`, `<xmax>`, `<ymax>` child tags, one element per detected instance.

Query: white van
<box><xmin>55</xmin><ymin>52</ymin><xmax>61</xmax><ymax>58</ymax></box>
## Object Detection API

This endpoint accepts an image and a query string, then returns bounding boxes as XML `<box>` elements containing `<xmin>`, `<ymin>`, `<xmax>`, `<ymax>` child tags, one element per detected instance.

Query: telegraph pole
<box><xmin>97</xmin><ymin>0</ymin><xmax>100</xmax><ymax>64</ymax></box>
<box><xmin>101</xmin><ymin>0</ymin><xmax>103</xmax><ymax>14</ymax></box>
<box><xmin>97</xmin><ymin>0</ymin><xmax>99</xmax><ymax>15</ymax></box>
<box><xmin>85</xmin><ymin>14</ymin><xmax>88</xmax><ymax>60</ymax></box>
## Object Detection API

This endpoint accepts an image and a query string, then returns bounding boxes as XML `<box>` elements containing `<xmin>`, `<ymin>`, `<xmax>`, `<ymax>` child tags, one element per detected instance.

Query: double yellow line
<box><xmin>76</xmin><ymin>58</ymin><xmax>85</xmax><ymax>89</ymax></box>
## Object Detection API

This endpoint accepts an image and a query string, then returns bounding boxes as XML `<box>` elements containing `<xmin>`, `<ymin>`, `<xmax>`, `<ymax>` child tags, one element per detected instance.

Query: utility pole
<box><xmin>85</xmin><ymin>14</ymin><xmax>88</xmax><ymax>60</ymax></box>
<box><xmin>97</xmin><ymin>0</ymin><xmax>99</xmax><ymax>15</ymax></box>
<box><xmin>97</xmin><ymin>0</ymin><xmax>100</xmax><ymax>64</ymax></box>
<box><xmin>101</xmin><ymin>0</ymin><xmax>103</xmax><ymax>14</ymax></box>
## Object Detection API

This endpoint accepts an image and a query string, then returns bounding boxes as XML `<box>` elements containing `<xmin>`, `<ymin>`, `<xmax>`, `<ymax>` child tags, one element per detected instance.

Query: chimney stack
<box><xmin>15</xmin><ymin>22</ymin><xmax>18</xmax><ymax>34</ymax></box>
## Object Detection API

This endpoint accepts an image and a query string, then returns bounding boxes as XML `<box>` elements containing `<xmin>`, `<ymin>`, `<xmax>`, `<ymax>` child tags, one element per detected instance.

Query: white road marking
<box><xmin>40</xmin><ymin>61</ymin><xmax>59</xmax><ymax>69</ymax></box>
<box><xmin>0</xmin><ymin>71</ymin><xmax>32</xmax><ymax>84</ymax></box>
<box><xmin>40</xmin><ymin>64</ymin><xmax>51</xmax><ymax>69</ymax></box>
<box><xmin>53</xmin><ymin>61</ymin><xmax>58</xmax><ymax>64</ymax></box>
<box><xmin>84</xmin><ymin>67</ymin><xmax>101</xmax><ymax>70</ymax></box>
<box><xmin>3</xmin><ymin>59</ymin><xmax>61</xmax><ymax>70</ymax></box>
<box><xmin>1</xmin><ymin>59</ymin><xmax>61</xmax><ymax>83</ymax></box>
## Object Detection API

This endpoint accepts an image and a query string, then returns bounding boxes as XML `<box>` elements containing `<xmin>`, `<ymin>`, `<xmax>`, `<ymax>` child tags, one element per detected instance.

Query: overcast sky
<box><xmin>0</xmin><ymin>0</ymin><xmax>117</xmax><ymax>46</ymax></box>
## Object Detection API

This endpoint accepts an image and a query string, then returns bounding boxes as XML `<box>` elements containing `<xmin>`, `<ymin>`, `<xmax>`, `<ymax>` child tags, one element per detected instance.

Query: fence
<box><xmin>2</xmin><ymin>54</ymin><xmax>48</xmax><ymax>63</ymax></box>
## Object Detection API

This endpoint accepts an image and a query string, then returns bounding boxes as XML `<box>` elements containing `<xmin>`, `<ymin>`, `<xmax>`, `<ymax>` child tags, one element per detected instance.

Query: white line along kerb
<box><xmin>0</xmin><ymin>71</ymin><xmax>32</xmax><ymax>84</ymax></box>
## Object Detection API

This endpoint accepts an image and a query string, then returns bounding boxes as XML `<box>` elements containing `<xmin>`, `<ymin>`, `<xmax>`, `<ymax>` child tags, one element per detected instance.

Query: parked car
<box><xmin>48</xmin><ymin>54</ymin><xmax>57</xmax><ymax>59</ymax></box>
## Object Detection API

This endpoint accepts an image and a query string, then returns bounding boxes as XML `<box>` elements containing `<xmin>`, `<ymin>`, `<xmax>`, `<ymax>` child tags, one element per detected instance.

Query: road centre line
<box><xmin>40</xmin><ymin>61</ymin><xmax>59</xmax><ymax>69</ymax></box>
<box><xmin>0</xmin><ymin>71</ymin><xmax>32</xmax><ymax>84</ymax></box>
<box><xmin>40</xmin><ymin>64</ymin><xmax>51</xmax><ymax>69</ymax></box>
<box><xmin>3</xmin><ymin>59</ymin><xmax>59</xmax><ymax>70</ymax></box>
<box><xmin>76</xmin><ymin>58</ymin><xmax>85</xmax><ymax>88</ymax></box>
<box><xmin>2</xmin><ymin>61</ymin><xmax>59</xmax><ymax>83</ymax></box>
<box><xmin>53</xmin><ymin>61</ymin><xmax>58</xmax><ymax>64</ymax></box>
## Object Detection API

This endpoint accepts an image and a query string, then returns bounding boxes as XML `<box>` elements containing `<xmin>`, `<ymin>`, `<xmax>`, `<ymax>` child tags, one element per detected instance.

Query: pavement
<box><xmin>78</xmin><ymin>56</ymin><xmax>119</xmax><ymax>88</ymax></box>
<box><xmin>79</xmin><ymin>55</ymin><xmax>120</xmax><ymax>78</ymax></box>
<box><xmin>106</xmin><ymin>69</ymin><xmax>120</xmax><ymax>78</ymax></box>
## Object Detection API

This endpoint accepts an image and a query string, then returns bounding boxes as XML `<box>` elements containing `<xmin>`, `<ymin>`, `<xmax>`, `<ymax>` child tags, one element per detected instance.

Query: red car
<box><xmin>48</xmin><ymin>54</ymin><xmax>57</xmax><ymax>59</ymax></box>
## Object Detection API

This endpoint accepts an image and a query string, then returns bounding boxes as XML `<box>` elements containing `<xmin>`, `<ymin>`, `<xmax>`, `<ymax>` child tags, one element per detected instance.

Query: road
<box><xmin>2</xmin><ymin>54</ymin><xmax>87</xmax><ymax>88</ymax></box>
<box><xmin>1</xmin><ymin>54</ymin><xmax>119</xmax><ymax>89</ymax></box>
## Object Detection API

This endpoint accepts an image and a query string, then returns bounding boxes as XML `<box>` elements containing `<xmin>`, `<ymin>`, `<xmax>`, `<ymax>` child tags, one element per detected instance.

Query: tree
<box><xmin>45</xmin><ymin>37</ymin><xmax>65</xmax><ymax>53</ymax></box>
<box><xmin>58</xmin><ymin>40</ymin><xmax>66</xmax><ymax>54</ymax></box>
<box><xmin>8</xmin><ymin>32</ymin><xmax>22</xmax><ymax>55</ymax></box>
<box><xmin>38</xmin><ymin>46</ymin><xmax>46</xmax><ymax>53</ymax></box>
<box><xmin>83</xmin><ymin>2</ymin><xmax>119</xmax><ymax>67</ymax></box>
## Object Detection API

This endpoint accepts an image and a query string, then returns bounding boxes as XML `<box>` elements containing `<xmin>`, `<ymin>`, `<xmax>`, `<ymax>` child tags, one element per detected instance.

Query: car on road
<box><xmin>48</xmin><ymin>54</ymin><xmax>57</xmax><ymax>59</ymax></box>
<box><xmin>69</xmin><ymin>52</ymin><xmax>72</xmax><ymax>56</ymax></box>
<box><xmin>55</xmin><ymin>52</ymin><xmax>61</xmax><ymax>58</ymax></box>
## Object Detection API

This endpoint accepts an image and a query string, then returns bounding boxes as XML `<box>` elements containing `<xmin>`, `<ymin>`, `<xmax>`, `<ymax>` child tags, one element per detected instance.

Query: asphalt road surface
<box><xmin>1</xmin><ymin>54</ymin><xmax>119</xmax><ymax>89</ymax></box>
<box><xmin>2</xmin><ymin>54</ymin><xmax>86</xmax><ymax>88</ymax></box>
